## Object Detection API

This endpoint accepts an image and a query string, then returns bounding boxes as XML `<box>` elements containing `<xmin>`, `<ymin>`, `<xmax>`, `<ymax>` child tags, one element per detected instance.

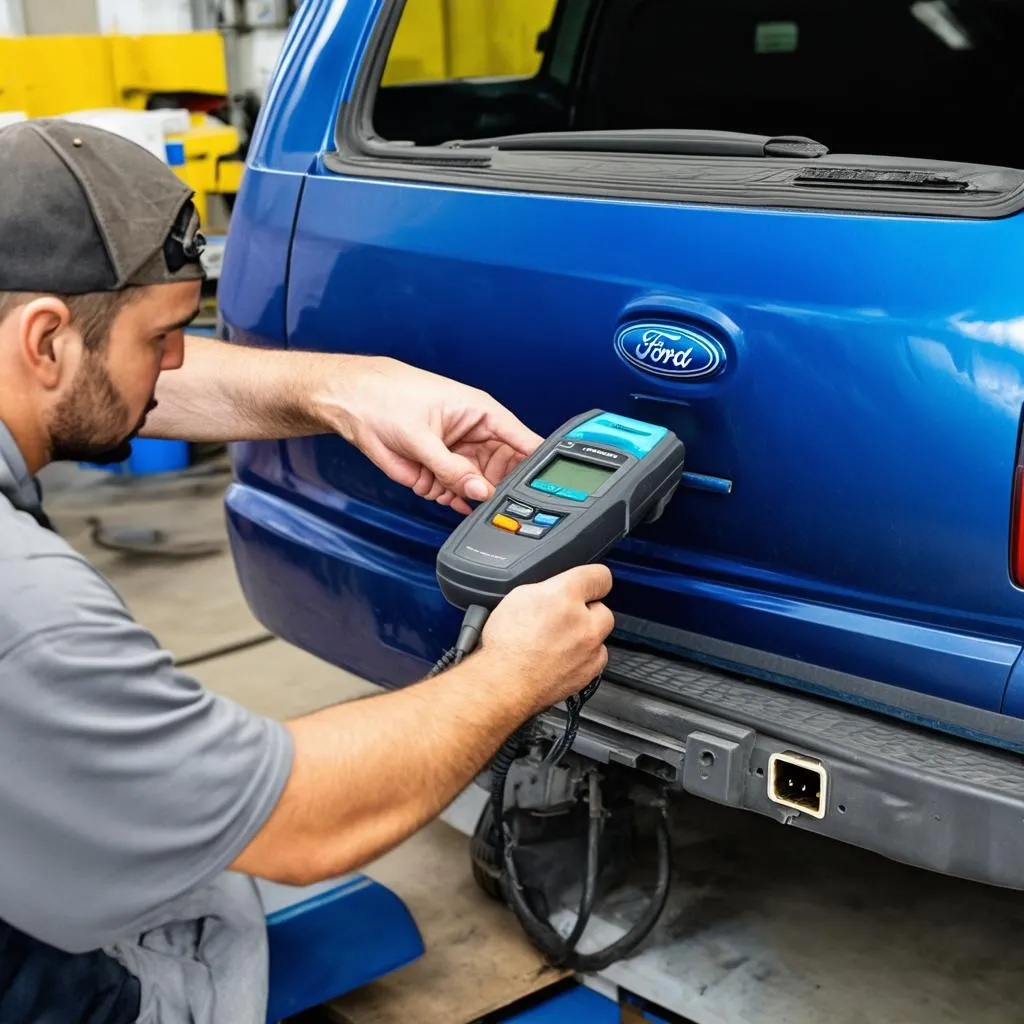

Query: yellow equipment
<box><xmin>383</xmin><ymin>0</ymin><xmax>558</xmax><ymax>85</ymax></box>
<box><xmin>0</xmin><ymin>31</ymin><xmax>242</xmax><ymax>229</ymax></box>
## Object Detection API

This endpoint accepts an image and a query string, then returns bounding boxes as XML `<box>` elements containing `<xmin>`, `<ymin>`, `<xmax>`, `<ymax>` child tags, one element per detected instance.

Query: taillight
<box><xmin>1012</xmin><ymin>463</ymin><xmax>1024</xmax><ymax>586</ymax></box>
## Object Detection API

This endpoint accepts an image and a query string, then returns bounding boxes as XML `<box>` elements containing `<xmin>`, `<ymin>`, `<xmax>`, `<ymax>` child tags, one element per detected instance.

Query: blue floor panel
<box><xmin>502</xmin><ymin>984</ymin><xmax>620</xmax><ymax>1023</ymax></box>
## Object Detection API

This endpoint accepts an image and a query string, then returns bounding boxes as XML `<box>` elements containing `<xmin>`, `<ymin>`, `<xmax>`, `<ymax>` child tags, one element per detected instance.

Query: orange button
<box><xmin>492</xmin><ymin>514</ymin><xmax>521</xmax><ymax>533</ymax></box>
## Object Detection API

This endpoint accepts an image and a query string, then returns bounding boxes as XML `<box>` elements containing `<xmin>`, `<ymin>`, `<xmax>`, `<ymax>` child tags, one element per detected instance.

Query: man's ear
<box><xmin>18</xmin><ymin>297</ymin><xmax>77</xmax><ymax>390</ymax></box>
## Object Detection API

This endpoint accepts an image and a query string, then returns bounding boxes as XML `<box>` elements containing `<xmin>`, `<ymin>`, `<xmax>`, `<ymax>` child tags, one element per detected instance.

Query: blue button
<box><xmin>530</xmin><ymin>480</ymin><xmax>561</xmax><ymax>495</ymax></box>
<box><xmin>559</xmin><ymin>489</ymin><xmax>589</xmax><ymax>502</ymax></box>
<box><xmin>534</xmin><ymin>513</ymin><xmax>560</xmax><ymax>527</ymax></box>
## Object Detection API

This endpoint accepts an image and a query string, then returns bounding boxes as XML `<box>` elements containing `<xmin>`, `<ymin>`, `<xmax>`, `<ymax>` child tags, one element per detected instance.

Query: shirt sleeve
<box><xmin>0</xmin><ymin>553</ymin><xmax>293</xmax><ymax>954</ymax></box>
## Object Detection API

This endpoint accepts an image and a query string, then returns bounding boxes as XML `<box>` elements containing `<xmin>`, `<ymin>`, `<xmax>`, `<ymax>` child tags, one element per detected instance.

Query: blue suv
<box><xmin>219</xmin><ymin>0</ymin><xmax>1024</xmax><ymax>890</ymax></box>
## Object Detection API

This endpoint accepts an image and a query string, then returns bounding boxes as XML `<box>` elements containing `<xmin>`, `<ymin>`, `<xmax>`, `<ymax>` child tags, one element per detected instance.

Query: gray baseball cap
<box><xmin>0</xmin><ymin>118</ymin><xmax>206</xmax><ymax>294</ymax></box>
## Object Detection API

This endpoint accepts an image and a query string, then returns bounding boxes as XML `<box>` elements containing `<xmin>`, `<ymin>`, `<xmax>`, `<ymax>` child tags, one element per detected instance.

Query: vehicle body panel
<box><xmin>219</xmin><ymin>0</ymin><xmax>1024</xmax><ymax>755</ymax></box>
<box><xmin>279</xmin><ymin>168</ymin><xmax>1024</xmax><ymax>714</ymax></box>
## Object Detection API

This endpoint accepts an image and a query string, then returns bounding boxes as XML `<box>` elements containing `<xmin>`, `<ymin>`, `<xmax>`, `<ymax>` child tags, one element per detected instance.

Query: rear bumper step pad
<box><xmin>538</xmin><ymin>646</ymin><xmax>1024</xmax><ymax>890</ymax></box>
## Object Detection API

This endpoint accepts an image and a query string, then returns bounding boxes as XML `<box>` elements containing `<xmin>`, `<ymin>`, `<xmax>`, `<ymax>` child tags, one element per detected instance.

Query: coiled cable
<box><xmin>431</xmin><ymin>605</ymin><xmax>671</xmax><ymax>971</ymax></box>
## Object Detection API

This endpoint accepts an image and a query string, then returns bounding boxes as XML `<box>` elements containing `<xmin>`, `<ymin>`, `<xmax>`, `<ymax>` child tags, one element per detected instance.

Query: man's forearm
<box><xmin>230</xmin><ymin>652</ymin><xmax>534</xmax><ymax>885</ymax></box>
<box><xmin>143</xmin><ymin>335</ymin><xmax>361</xmax><ymax>442</ymax></box>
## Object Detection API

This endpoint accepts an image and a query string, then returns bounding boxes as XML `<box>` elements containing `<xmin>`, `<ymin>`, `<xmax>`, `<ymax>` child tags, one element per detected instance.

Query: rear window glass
<box><xmin>373</xmin><ymin>0</ymin><xmax>1024</xmax><ymax>168</ymax></box>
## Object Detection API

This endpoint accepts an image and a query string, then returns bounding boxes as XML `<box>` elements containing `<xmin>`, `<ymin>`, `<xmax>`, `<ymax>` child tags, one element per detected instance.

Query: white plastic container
<box><xmin>58</xmin><ymin>108</ymin><xmax>189</xmax><ymax>162</ymax></box>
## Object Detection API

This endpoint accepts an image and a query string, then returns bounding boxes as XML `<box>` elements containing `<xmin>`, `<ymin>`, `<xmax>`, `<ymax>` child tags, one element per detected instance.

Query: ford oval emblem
<box><xmin>614</xmin><ymin>322</ymin><xmax>727</xmax><ymax>381</ymax></box>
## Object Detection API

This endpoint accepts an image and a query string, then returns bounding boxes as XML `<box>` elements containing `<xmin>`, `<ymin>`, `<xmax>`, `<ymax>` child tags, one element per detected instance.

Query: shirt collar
<box><xmin>0</xmin><ymin>419</ymin><xmax>43</xmax><ymax>517</ymax></box>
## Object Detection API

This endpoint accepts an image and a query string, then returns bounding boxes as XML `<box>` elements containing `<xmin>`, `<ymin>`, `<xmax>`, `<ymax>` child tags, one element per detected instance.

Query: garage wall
<box><xmin>16</xmin><ymin>0</ymin><xmax>195</xmax><ymax>35</ymax></box>
<box><xmin>96</xmin><ymin>0</ymin><xmax>192</xmax><ymax>34</ymax></box>
<box><xmin>0</xmin><ymin>0</ymin><xmax>24</xmax><ymax>34</ymax></box>
<box><xmin>22</xmin><ymin>0</ymin><xmax>98</xmax><ymax>34</ymax></box>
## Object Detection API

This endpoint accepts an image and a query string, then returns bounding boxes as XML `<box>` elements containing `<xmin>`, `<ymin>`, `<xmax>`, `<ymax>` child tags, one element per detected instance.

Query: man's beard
<box><xmin>49</xmin><ymin>354</ymin><xmax>156</xmax><ymax>465</ymax></box>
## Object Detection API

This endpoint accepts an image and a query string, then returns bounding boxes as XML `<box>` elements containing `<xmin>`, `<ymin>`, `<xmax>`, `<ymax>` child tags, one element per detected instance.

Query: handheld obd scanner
<box><xmin>437</xmin><ymin>409</ymin><xmax>685</xmax><ymax>610</ymax></box>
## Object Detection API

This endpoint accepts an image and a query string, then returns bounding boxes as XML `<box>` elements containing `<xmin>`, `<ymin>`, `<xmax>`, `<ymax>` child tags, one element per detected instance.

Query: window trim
<box><xmin>329</xmin><ymin>0</ymin><xmax>1024</xmax><ymax>220</ymax></box>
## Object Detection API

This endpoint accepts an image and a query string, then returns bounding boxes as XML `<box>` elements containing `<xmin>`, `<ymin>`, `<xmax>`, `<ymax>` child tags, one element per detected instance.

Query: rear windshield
<box><xmin>373</xmin><ymin>0</ymin><xmax>1024</xmax><ymax>168</ymax></box>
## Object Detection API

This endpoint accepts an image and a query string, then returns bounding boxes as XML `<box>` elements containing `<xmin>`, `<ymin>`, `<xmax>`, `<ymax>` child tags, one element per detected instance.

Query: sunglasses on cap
<box><xmin>164</xmin><ymin>201</ymin><xmax>207</xmax><ymax>274</ymax></box>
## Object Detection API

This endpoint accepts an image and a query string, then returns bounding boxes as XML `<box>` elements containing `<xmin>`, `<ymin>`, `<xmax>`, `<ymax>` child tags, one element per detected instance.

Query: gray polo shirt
<box><xmin>0</xmin><ymin>421</ymin><xmax>294</xmax><ymax>1023</ymax></box>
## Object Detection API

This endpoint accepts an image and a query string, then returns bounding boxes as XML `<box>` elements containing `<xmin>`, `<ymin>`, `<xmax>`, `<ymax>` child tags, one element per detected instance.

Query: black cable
<box><xmin>436</xmin><ymin>604</ymin><xmax>670</xmax><ymax>971</ymax></box>
<box><xmin>490</xmin><ymin>676</ymin><xmax>601</xmax><ymax>861</ymax></box>
<box><xmin>551</xmin><ymin>772</ymin><xmax>602</xmax><ymax>963</ymax></box>
<box><xmin>175</xmin><ymin>632</ymin><xmax>275</xmax><ymax>669</ymax></box>
<box><xmin>542</xmin><ymin>674</ymin><xmax>602</xmax><ymax>767</ymax></box>
<box><xmin>570</xmin><ymin>803</ymin><xmax>672</xmax><ymax>973</ymax></box>
<box><xmin>501</xmin><ymin>828</ymin><xmax>578</xmax><ymax>961</ymax></box>
<box><xmin>427</xmin><ymin>647</ymin><xmax>459</xmax><ymax>678</ymax></box>
<box><xmin>490</xmin><ymin>728</ymin><xmax>524</xmax><ymax>859</ymax></box>
<box><xmin>488</xmin><ymin>671</ymin><xmax>643</xmax><ymax>969</ymax></box>
<box><xmin>498</xmin><ymin>762</ymin><xmax>669</xmax><ymax>972</ymax></box>
<box><xmin>428</xmin><ymin>604</ymin><xmax>489</xmax><ymax>678</ymax></box>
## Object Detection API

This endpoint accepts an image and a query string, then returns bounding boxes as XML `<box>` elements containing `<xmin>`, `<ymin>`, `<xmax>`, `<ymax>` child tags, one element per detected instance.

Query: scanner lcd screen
<box><xmin>532</xmin><ymin>456</ymin><xmax>615</xmax><ymax>496</ymax></box>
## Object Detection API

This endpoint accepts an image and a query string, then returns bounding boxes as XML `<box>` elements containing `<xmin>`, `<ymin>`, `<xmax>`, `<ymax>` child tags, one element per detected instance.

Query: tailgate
<box><xmin>286</xmin><ymin>180</ymin><xmax>1024</xmax><ymax>712</ymax></box>
<box><xmin>278</xmin><ymin>0</ymin><xmax>1024</xmax><ymax>720</ymax></box>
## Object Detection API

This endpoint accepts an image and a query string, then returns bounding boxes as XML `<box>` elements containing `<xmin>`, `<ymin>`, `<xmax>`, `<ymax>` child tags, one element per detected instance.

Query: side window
<box><xmin>373</xmin><ymin>0</ymin><xmax>569</xmax><ymax>147</ymax></box>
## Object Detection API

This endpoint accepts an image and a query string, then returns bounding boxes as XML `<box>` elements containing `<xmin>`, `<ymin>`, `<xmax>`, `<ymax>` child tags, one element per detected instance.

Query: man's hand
<box><xmin>319</xmin><ymin>357</ymin><xmax>543</xmax><ymax>515</ymax></box>
<box><xmin>479</xmin><ymin>564</ymin><xmax>615</xmax><ymax>715</ymax></box>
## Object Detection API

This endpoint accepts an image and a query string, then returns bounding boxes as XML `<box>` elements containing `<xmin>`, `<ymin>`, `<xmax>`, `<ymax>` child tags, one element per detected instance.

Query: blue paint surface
<box><xmin>217</xmin><ymin>0</ymin><xmax>1024</xmax><ymax>744</ymax></box>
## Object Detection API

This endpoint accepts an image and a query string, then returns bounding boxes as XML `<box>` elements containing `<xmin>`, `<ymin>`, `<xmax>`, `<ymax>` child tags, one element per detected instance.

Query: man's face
<box><xmin>49</xmin><ymin>281</ymin><xmax>201</xmax><ymax>464</ymax></box>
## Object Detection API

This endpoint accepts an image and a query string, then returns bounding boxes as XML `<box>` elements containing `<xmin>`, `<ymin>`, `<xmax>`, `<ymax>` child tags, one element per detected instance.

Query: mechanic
<box><xmin>0</xmin><ymin>119</ymin><xmax>614</xmax><ymax>1024</ymax></box>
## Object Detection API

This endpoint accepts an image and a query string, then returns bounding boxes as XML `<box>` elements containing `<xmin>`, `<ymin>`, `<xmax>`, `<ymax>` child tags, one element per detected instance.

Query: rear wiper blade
<box><xmin>447</xmin><ymin>128</ymin><xmax>829</xmax><ymax>159</ymax></box>
<box><xmin>794</xmin><ymin>166</ymin><xmax>971</xmax><ymax>192</ymax></box>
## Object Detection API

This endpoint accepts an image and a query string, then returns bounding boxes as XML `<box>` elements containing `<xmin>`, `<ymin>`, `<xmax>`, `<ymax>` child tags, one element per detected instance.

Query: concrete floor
<box><xmin>39</xmin><ymin>460</ymin><xmax>1024</xmax><ymax>1023</ymax></box>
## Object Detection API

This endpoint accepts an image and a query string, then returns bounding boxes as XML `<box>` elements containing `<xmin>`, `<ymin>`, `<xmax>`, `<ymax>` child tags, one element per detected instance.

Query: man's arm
<box><xmin>145</xmin><ymin>336</ymin><xmax>543</xmax><ymax>514</ymax></box>
<box><xmin>144</xmin><ymin>334</ymin><xmax>337</xmax><ymax>442</ymax></box>
<box><xmin>231</xmin><ymin>654</ymin><xmax>524</xmax><ymax>885</ymax></box>
<box><xmin>230</xmin><ymin>565</ymin><xmax>613</xmax><ymax>886</ymax></box>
